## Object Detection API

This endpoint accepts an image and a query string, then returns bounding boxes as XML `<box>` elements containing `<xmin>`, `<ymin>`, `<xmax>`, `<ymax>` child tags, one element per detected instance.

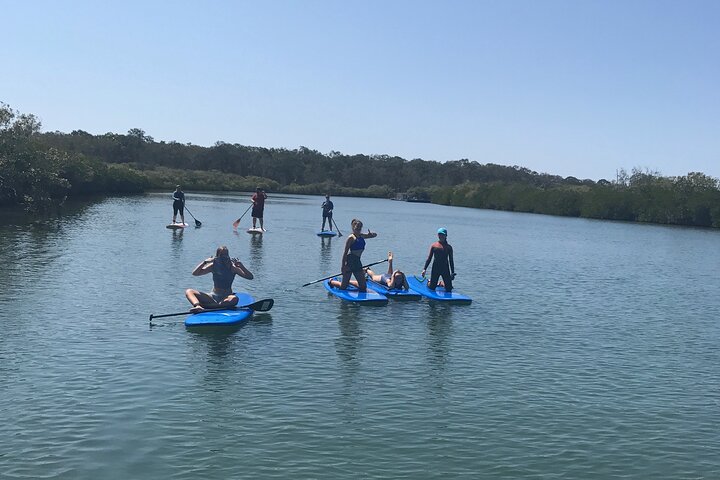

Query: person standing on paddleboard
<box><xmin>251</xmin><ymin>187</ymin><xmax>268</xmax><ymax>230</ymax></box>
<box><xmin>337</xmin><ymin>218</ymin><xmax>377</xmax><ymax>292</ymax></box>
<box><xmin>172</xmin><ymin>185</ymin><xmax>185</xmax><ymax>225</ymax></box>
<box><xmin>321</xmin><ymin>194</ymin><xmax>334</xmax><ymax>231</ymax></box>
<box><xmin>421</xmin><ymin>227</ymin><xmax>455</xmax><ymax>292</ymax></box>
<box><xmin>185</xmin><ymin>246</ymin><xmax>254</xmax><ymax>312</ymax></box>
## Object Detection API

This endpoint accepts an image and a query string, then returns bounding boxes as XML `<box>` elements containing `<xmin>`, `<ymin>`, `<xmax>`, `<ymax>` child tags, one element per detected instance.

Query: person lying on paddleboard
<box><xmin>421</xmin><ymin>227</ymin><xmax>455</xmax><ymax>292</ymax></box>
<box><xmin>321</xmin><ymin>194</ymin><xmax>334</xmax><ymax>231</ymax></box>
<box><xmin>366</xmin><ymin>251</ymin><xmax>409</xmax><ymax>290</ymax></box>
<box><xmin>185</xmin><ymin>246</ymin><xmax>254</xmax><ymax>313</ymax></box>
<box><xmin>172</xmin><ymin>185</ymin><xmax>185</xmax><ymax>225</ymax></box>
<box><xmin>336</xmin><ymin>218</ymin><xmax>377</xmax><ymax>292</ymax></box>
<box><xmin>330</xmin><ymin>251</ymin><xmax>409</xmax><ymax>291</ymax></box>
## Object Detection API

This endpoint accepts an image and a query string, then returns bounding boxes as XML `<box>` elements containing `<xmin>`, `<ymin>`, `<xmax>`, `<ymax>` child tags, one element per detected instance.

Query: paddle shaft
<box><xmin>332</xmin><ymin>217</ymin><xmax>343</xmax><ymax>236</ymax></box>
<box><xmin>233</xmin><ymin>204</ymin><xmax>252</xmax><ymax>228</ymax></box>
<box><xmin>301</xmin><ymin>258</ymin><xmax>388</xmax><ymax>287</ymax></box>
<box><xmin>184</xmin><ymin>204</ymin><xmax>202</xmax><ymax>226</ymax></box>
<box><xmin>149</xmin><ymin>298</ymin><xmax>273</xmax><ymax>322</ymax></box>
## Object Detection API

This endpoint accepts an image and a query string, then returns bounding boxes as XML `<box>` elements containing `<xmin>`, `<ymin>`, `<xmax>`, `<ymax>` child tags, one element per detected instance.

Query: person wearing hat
<box><xmin>251</xmin><ymin>187</ymin><xmax>268</xmax><ymax>230</ymax></box>
<box><xmin>321</xmin><ymin>194</ymin><xmax>334</xmax><ymax>231</ymax></box>
<box><xmin>171</xmin><ymin>185</ymin><xmax>185</xmax><ymax>225</ymax></box>
<box><xmin>421</xmin><ymin>227</ymin><xmax>455</xmax><ymax>291</ymax></box>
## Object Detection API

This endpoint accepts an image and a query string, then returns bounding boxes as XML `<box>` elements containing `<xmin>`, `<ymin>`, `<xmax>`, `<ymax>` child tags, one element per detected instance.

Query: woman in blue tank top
<box><xmin>185</xmin><ymin>246</ymin><xmax>254</xmax><ymax>312</ymax></box>
<box><xmin>332</xmin><ymin>218</ymin><xmax>377</xmax><ymax>292</ymax></box>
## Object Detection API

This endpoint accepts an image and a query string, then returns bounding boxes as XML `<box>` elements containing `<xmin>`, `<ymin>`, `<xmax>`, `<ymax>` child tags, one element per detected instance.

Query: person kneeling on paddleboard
<box><xmin>421</xmin><ymin>227</ymin><xmax>455</xmax><ymax>292</ymax></box>
<box><xmin>185</xmin><ymin>246</ymin><xmax>254</xmax><ymax>313</ymax></box>
<box><xmin>332</xmin><ymin>218</ymin><xmax>377</xmax><ymax>292</ymax></box>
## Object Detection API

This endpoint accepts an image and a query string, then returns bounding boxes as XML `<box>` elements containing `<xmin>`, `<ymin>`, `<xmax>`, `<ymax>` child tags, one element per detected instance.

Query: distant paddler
<box><xmin>321</xmin><ymin>193</ymin><xmax>334</xmax><ymax>231</ymax></box>
<box><xmin>171</xmin><ymin>185</ymin><xmax>185</xmax><ymax>225</ymax></box>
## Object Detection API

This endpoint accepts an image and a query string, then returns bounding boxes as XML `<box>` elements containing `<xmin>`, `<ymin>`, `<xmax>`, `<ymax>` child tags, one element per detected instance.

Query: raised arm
<box><xmin>192</xmin><ymin>258</ymin><xmax>214</xmax><ymax>276</ymax></box>
<box><xmin>231</xmin><ymin>258</ymin><xmax>254</xmax><ymax>280</ymax></box>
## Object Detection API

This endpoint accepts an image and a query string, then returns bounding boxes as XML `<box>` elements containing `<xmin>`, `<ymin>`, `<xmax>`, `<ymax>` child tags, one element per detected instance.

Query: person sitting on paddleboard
<box><xmin>366</xmin><ymin>251</ymin><xmax>409</xmax><ymax>290</ymax></box>
<box><xmin>185</xmin><ymin>246</ymin><xmax>253</xmax><ymax>313</ymax></box>
<box><xmin>172</xmin><ymin>185</ymin><xmax>185</xmax><ymax>225</ymax></box>
<box><xmin>321</xmin><ymin>194</ymin><xmax>334</xmax><ymax>231</ymax></box>
<box><xmin>421</xmin><ymin>227</ymin><xmax>455</xmax><ymax>292</ymax></box>
<box><xmin>332</xmin><ymin>218</ymin><xmax>377</xmax><ymax>292</ymax></box>
<box><xmin>251</xmin><ymin>187</ymin><xmax>268</xmax><ymax>230</ymax></box>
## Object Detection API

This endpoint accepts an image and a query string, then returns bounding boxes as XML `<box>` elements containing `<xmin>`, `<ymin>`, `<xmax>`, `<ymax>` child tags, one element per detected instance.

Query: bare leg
<box><xmin>185</xmin><ymin>289</ymin><xmax>218</xmax><ymax>312</ymax></box>
<box><xmin>260</xmin><ymin>217</ymin><xmax>264</xmax><ymax>230</ymax></box>
<box><xmin>219</xmin><ymin>294</ymin><xmax>239</xmax><ymax>308</ymax></box>
<box><xmin>354</xmin><ymin>270</ymin><xmax>367</xmax><ymax>292</ymax></box>
<box><xmin>252</xmin><ymin>217</ymin><xmax>257</xmax><ymax>228</ymax></box>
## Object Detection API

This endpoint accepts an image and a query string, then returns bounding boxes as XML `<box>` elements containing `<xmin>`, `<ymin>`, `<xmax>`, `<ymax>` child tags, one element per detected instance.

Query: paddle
<box><xmin>332</xmin><ymin>217</ymin><xmax>343</xmax><ymax>237</ymax></box>
<box><xmin>301</xmin><ymin>258</ymin><xmax>388</xmax><ymax>287</ymax></box>
<box><xmin>184</xmin><ymin>205</ymin><xmax>202</xmax><ymax>227</ymax></box>
<box><xmin>232</xmin><ymin>204</ymin><xmax>252</xmax><ymax>230</ymax></box>
<box><xmin>149</xmin><ymin>298</ymin><xmax>274</xmax><ymax>323</ymax></box>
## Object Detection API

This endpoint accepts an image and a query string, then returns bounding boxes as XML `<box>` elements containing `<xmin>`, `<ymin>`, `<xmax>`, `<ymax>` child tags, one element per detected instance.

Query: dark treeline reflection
<box><xmin>2</xmin><ymin>103</ymin><xmax>719</xmax><ymax>227</ymax></box>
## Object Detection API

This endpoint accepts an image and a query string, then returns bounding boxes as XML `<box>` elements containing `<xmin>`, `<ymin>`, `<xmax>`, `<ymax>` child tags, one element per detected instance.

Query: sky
<box><xmin>2</xmin><ymin>0</ymin><xmax>719</xmax><ymax>181</ymax></box>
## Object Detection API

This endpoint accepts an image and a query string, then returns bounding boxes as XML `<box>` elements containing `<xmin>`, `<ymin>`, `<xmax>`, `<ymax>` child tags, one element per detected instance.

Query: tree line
<box><xmin>2</xmin><ymin>103</ymin><xmax>719</xmax><ymax>227</ymax></box>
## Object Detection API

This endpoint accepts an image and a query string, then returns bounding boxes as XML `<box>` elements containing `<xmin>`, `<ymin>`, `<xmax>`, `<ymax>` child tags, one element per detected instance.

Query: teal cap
<box><xmin>437</xmin><ymin>227</ymin><xmax>447</xmax><ymax>235</ymax></box>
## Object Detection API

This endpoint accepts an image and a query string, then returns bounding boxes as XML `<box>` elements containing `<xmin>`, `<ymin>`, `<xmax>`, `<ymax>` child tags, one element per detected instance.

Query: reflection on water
<box><xmin>249</xmin><ymin>233</ymin><xmax>264</xmax><ymax>266</ymax></box>
<box><xmin>170</xmin><ymin>228</ymin><xmax>184</xmax><ymax>258</ymax></box>
<box><xmin>320</xmin><ymin>236</ymin><xmax>333</xmax><ymax>268</ymax></box>
<box><xmin>335</xmin><ymin>303</ymin><xmax>363</xmax><ymax>372</ymax></box>
<box><xmin>426</xmin><ymin>303</ymin><xmax>453</xmax><ymax>388</ymax></box>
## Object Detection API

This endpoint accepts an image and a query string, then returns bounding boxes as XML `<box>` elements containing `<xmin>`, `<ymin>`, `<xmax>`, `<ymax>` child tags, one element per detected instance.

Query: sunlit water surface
<box><xmin>1</xmin><ymin>193</ymin><xmax>719</xmax><ymax>479</ymax></box>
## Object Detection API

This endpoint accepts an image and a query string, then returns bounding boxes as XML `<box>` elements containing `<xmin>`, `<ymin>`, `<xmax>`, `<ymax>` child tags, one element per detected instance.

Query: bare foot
<box><xmin>190</xmin><ymin>305</ymin><xmax>204</xmax><ymax>313</ymax></box>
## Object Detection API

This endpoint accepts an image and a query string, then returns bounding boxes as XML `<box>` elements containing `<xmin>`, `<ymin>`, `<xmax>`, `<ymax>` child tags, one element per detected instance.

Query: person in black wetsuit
<box><xmin>421</xmin><ymin>227</ymin><xmax>455</xmax><ymax>291</ymax></box>
<box><xmin>321</xmin><ymin>194</ymin><xmax>334</xmax><ymax>231</ymax></box>
<box><xmin>172</xmin><ymin>185</ymin><xmax>185</xmax><ymax>225</ymax></box>
<box><xmin>185</xmin><ymin>246</ymin><xmax>254</xmax><ymax>312</ymax></box>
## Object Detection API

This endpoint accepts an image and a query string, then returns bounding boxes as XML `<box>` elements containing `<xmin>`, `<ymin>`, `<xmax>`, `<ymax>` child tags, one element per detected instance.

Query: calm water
<box><xmin>1</xmin><ymin>192</ymin><xmax>719</xmax><ymax>479</ymax></box>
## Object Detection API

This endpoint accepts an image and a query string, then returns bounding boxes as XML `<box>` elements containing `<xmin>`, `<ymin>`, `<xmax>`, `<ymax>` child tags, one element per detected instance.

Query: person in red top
<box><xmin>251</xmin><ymin>187</ymin><xmax>268</xmax><ymax>230</ymax></box>
<box><xmin>421</xmin><ymin>227</ymin><xmax>455</xmax><ymax>291</ymax></box>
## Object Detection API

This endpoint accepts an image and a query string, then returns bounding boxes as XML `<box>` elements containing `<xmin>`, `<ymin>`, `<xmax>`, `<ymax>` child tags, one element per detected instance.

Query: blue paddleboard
<box><xmin>366</xmin><ymin>278</ymin><xmax>421</xmax><ymax>300</ymax></box>
<box><xmin>323</xmin><ymin>278</ymin><xmax>388</xmax><ymax>305</ymax></box>
<box><xmin>185</xmin><ymin>293</ymin><xmax>255</xmax><ymax>327</ymax></box>
<box><xmin>317</xmin><ymin>230</ymin><xmax>337</xmax><ymax>237</ymax></box>
<box><xmin>407</xmin><ymin>276</ymin><xmax>472</xmax><ymax>304</ymax></box>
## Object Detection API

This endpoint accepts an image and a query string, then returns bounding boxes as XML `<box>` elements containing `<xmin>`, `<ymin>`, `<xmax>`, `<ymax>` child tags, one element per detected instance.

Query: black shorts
<box><xmin>173</xmin><ymin>201</ymin><xmax>184</xmax><ymax>216</ymax></box>
<box><xmin>346</xmin><ymin>254</ymin><xmax>363</xmax><ymax>273</ymax></box>
<box><xmin>251</xmin><ymin>206</ymin><xmax>264</xmax><ymax>218</ymax></box>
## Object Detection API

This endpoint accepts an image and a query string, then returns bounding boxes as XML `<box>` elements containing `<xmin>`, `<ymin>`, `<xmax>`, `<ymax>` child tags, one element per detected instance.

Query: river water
<box><xmin>1</xmin><ymin>192</ymin><xmax>719</xmax><ymax>479</ymax></box>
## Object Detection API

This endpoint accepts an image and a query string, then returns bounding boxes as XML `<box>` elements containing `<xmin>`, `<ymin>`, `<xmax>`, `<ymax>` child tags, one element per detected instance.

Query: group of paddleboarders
<box><xmin>329</xmin><ymin>218</ymin><xmax>455</xmax><ymax>294</ymax></box>
<box><xmin>175</xmin><ymin>189</ymin><xmax>456</xmax><ymax>311</ymax></box>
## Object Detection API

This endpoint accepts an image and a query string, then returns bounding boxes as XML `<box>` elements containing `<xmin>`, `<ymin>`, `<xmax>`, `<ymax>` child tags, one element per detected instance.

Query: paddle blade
<box><xmin>247</xmin><ymin>298</ymin><xmax>273</xmax><ymax>312</ymax></box>
<box><xmin>195</xmin><ymin>219</ymin><xmax>202</xmax><ymax>227</ymax></box>
<box><xmin>232</xmin><ymin>219</ymin><xmax>240</xmax><ymax>230</ymax></box>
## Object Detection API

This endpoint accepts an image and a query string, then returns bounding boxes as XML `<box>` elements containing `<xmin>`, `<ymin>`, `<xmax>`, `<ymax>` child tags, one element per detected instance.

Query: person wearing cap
<box><xmin>421</xmin><ymin>227</ymin><xmax>455</xmax><ymax>291</ymax></box>
<box><xmin>251</xmin><ymin>187</ymin><xmax>268</xmax><ymax>230</ymax></box>
<box><xmin>321</xmin><ymin>194</ymin><xmax>334</xmax><ymax>231</ymax></box>
<box><xmin>171</xmin><ymin>185</ymin><xmax>185</xmax><ymax>225</ymax></box>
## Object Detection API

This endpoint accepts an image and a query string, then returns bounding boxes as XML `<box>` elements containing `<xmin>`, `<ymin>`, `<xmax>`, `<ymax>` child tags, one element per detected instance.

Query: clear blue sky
<box><xmin>2</xmin><ymin>0</ymin><xmax>718</xmax><ymax>180</ymax></box>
